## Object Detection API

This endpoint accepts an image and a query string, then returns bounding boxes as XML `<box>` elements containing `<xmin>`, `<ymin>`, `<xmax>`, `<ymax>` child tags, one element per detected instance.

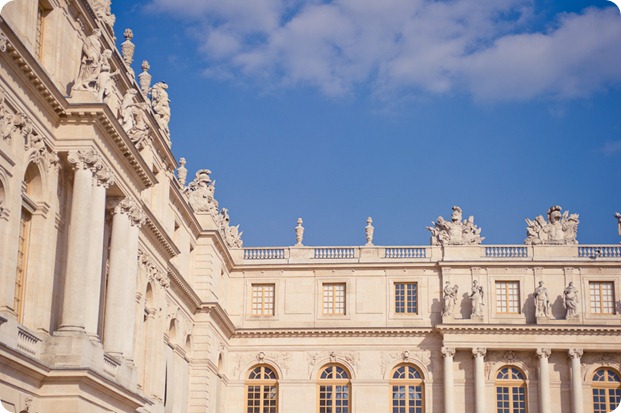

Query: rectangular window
<box><xmin>35</xmin><ymin>2</ymin><xmax>50</xmax><ymax>60</ymax></box>
<box><xmin>589</xmin><ymin>281</ymin><xmax>615</xmax><ymax>314</ymax></box>
<box><xmin>323</xmin><ymin>283</ymin><xmax>346</xmax><ymax>315</ymax></box>
<box><xmin>15</xmin><ymin>209</ymin><xmax>32</xmax><ymax>322</ymax></box>
<box><xmin>251</xmin><ymin>284</ymin><xmax>274</xmax><ymax>316</ymax></box>
<box><xmin>496</xmin><ymin>281</ymin><xmax>520</xmax><ymax>314</ymax></box>
<box><xmin>395</xmin><ymin>282</ymin><xmax>418</xmax><ymax>314</ymax></box>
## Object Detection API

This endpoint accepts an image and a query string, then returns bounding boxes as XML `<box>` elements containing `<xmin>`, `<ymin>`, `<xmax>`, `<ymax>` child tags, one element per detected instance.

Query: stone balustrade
<box><xmin>237</xmin><ymin>244</ymin><xmax>621</xmax><ymax>265</ymax></box>
<box><xmin>17</xmin><ymin>327</ymin><xmax>41</xmax><ymax>356</ymax></box>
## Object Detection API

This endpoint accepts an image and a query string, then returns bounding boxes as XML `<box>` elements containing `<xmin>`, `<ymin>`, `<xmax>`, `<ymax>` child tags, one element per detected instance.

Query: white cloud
<box><xmin>147</xmin><ymin>0</ymin><xmax>621</xmax><ymax>100</ymax></box>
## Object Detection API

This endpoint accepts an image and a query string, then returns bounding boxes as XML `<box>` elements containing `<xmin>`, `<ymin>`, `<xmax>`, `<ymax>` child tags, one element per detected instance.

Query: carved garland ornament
<box><xmin>380</xmin><ymin>350</ymin><xmax>432</xmax><ymax>377</ymax></box>
<box><xmin>0</xmin><ymin>32</ymin><xmax>9</xmax><ymax>53</ymax></box>
<box><xmin>233</xmin><ymin>352</ymin><xmax>291</xmax><ymax>377</ymax></box>
<box><xmin>306</xmin><ymin>351</ymin><xmax>360</xmax><ymax>376</ymax></box>
<box><xmin>139</xmin><ymin>249</ymin><xmax>169</xmax><ymax>289</ymax></box>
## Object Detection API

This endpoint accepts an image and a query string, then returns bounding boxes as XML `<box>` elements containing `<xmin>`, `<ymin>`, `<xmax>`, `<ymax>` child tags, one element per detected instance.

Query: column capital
<box><xmin>67</xmin><ymin>148</ymin><xmax>102</xmax><ymax>171</ymax></box>
<box><xmin>568</xmin><ymin>348</ymin><xmax>583</xmax><ymax>359</ymax></box>
<box><xmin>442</xmin><ymin>347</ymin><xmax>456</xmax><ymax>358</ymax></box>
<box><xmin>93</xmin><ymin>164</ymin><xmax>115</xmax><ymax>188</ymax></box>
<box><xmin>537</xmin><ymin>348</ymin><xmax>552</xmax><ymax>359</ymax></box>
<box><xmin>108</xmin><ymin>197</ymin><xmax>146</xmax><ymax>227</ymax></box>
<box><xmin>472</xmin><ymin>347</ymin><xmax>487</xmax><ymax>358</ymax></box>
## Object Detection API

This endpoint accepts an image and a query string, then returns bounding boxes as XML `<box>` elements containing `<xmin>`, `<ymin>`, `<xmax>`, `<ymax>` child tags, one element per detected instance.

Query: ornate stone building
<box><xmin>0</xmin><ymin>1</ymin><xmax>620</xmax><ymax>413</ymax></box>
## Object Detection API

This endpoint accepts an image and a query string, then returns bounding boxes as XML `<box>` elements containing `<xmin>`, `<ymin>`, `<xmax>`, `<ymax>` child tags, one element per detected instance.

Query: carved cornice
<box><xmin>198</xmin><ymin>303</ymin><xmax>236</xmax><ymax>339</ymax></box>
<box><xmin>167</xmin><ymin>264</ymin><xmax>201</xmax><ymax>310</ymax></box>
<box><xmin>436</xmin><ymin>324</ymin><xmax>621</xmax><ymax>336</ymax></box>
<box><xmin>0</xmin><ymin>22</ymin><xmax>67</xmax><ymax>116</ymax></box>
<box><xmin>232</xmin><ymin>327</ymin><xmax>434</xmax><ymax>339</ymax></box>
<box><xmin>141</xmin><ymin>203</ymin><xmax>179</xmax><ymax>259</ymax></box>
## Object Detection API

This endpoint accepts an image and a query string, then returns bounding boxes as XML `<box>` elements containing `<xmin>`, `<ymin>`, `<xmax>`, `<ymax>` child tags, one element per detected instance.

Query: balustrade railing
<box><xmin>384</xmin><ymin>247</ymin><xmax>427</xmax><ymax>258</ymax></box>
<box><xmin>578</xmin><ymin>246</ymin><xmax>621</xmax><ymax>258</ymax></box>
<box><xmin>103</xmin><ymin>354</ymin><xmax>120</xmax><ymax>377</ymax></box>
<box><xmin>17</xmin><ymin>327</ymin><xmax>41</xmax><ymax>356</ymax></box>
<box><xmin>244</xmin><ymin>248</ymin><xmax>286</xmax><ymax>260</ymax></box>
<box><xmin>485</xmin><ymin>246</ymin><xmax>528</xmax><ymax>258</ymax></box>
<box><xmin>314</xmin><ymin>248</ymin><xmax>356</xmax><ymax>259</ymax></box>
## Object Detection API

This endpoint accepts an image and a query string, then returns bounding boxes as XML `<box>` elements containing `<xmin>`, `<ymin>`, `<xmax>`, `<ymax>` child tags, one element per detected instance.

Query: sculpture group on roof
<box><xmin>427</xmin><ymin>206</ymin><xmax>484</xmax><ymax>246</ymax></box>
<box><xmin>525</xmin><ymin>206</ymin><xmax>579</xmax><ymax>245</ymax></box>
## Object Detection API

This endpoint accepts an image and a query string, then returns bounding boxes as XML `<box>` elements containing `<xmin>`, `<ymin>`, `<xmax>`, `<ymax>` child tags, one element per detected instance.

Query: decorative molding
<box><xmin>472</xmin><ymin>348</ymin><xmax>487</xmax><ymax>358</ymax></box>
<box><xmin>441</xmin><ymin>347</ymin><xmax>456</xmax><ymax>358</ymax></box>
<box><xmin>0</xmin><ymin>31</ymin><xmax>9</xmax><ymax>52</ymax></box>
<box><xmin>380</xmin><ymin>349</ymin><xmax>432</xmax><ymax>377</ymax></box>
<box><xmin>233</xmin><ymin>351</ymin><xmax>290</xmax><ymax>378</ymax></box>
<box><xmin>568</xmin><ymin>348</ymin><xmax>583</xmax><ymax>359</ymax></box>
<box><xmin>233</xmin><ymin>327</ymin><xmax>434</xmax><ymax>339</ymax></box>
<box><xmin>307</xmin><ymin>351</ymin><xmax>360</xmax><ymax>376</ymax></box>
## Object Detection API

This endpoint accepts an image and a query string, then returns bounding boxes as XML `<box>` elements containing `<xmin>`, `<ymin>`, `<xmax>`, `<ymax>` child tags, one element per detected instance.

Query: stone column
<box><xmin>569</xmin><ymin>348</ymin><xmax>584</xmax><ymax>413</ymax></box>
<box><xmin>59</xmin><ymin>150</ymin><xmax>100</xmax><ymax>332</ymax></box>
<box><xmin>84</xmin><ymin>168</ymin><xmax>114</xmax><ymax>342</ymax></box>
<box><xmin>103</xmin><ymin>197</ymin><xmax>144</xmax><ymax>359</ymax></box>
<box><xmin>442</xmin><ymin>347</ymin><xmax>456</xmax><ymax>413</ymax></box>
<box><xmin>472</xmin><ymin>348</ymin><xmax>487</xmax><ymax>413</ymax></box>
<box><xmin>537</xmin><ymin>348</ymin><xmax>551</xmax><ymax>413</ymax></box>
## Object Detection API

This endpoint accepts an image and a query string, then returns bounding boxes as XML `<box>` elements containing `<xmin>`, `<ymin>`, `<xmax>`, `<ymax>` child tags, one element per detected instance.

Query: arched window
<box><xmin>390</xmin><ymin>364</ymin><xmax>424</xmax><ymax>413</ymax></box>
<box><xmin>318</xmin><ymin>364</ymin><xmax>351</xmax><ymax>413</ymax></box>
<box><xmin>246</xmin><ymin>365</ymin><xmax>278</xmax><ymax>413</ymax></box>
<box><xmin>592</xmin><ymin>368</ymin><xmax>621</xmax><ymax>413</ymax></box>
<box><xmin>495</xmin><ymin>366</ymin><xmax>527</xmax><ymax>413</ymax></box>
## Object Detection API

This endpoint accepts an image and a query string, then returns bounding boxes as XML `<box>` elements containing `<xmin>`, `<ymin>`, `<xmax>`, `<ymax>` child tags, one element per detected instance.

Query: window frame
<box><xmin>389</xmin><ymin>363</ymin><xmax>425</xmax><ymax>413</ymax></box>
<box><xmin>495</xmin><ymin>280</ymin><xmax>521</xmax><ymax>315</ymax></box>
<box><xmin>394</xmin><ymin>282</ymin><xmax>418</xmax><ymax>315</ymax></box>
<box><xmin>592</xmin><ymin>367</ymin><xmax>621</xmax><ymax>413</ymax></box>
<box><xmin>322</xmin><ymin>282</ymin><xmax>346</xmax><ymax>316</ymax></box>
<box><xmin>251</xmin><ymin>283</ymin><xmax>276</xmax><ymax>317</ymax></box>
<box><xmin>589</xmin><ymin>281</ymin><xmax>616</xmax><ymax>315</ymax></box>
<box><xmin>245</xmin><ymin>365</ymin><xmax>279</xmax><ymax>413</ymax></box>
<box><xmin>495</xmin><ymin>366</ymin><xmax>528</xmax><ymax>413</ymax></box>
<box><xmin>317</xmin><ymin>364</ymin><xmax>351</xmax><ymax>413</ymax></box>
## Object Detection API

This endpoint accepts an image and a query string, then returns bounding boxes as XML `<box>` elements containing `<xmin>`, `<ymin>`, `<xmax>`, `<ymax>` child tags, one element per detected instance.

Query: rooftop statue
<box><xmin>120</xmin><ymin>89</ymin><xmax>151</xmax><ymax>149</ymax></box>
<box><xmin>427</xmin><ymin>206</ymin><xmax>484</xmax><ymax>246</ymax></box>
<box><xmin>92</xmin><ymin>0</ymin><xmax>115</xmax><ymax>28</ymax></box>
<box><xmin>216</xmin><ymin>208</ymin><xmax>244</xmax><ymax>248</ymax></box>
<box><xmin>525</xmin><ymin>205</ymin><xmax>579</xmax><ymax>245</ymax></box>
<box><xmin>295</xmin><ymin>218</ymin><xmax>304</xmax><ymax>246</ymax></box>
<box><xmin>184</xmin><ymin>169</ymin><xmax>218</xmax><ymax>216</ymax></box>
<box><xmin>615</xmin><ymin>212</ymin><xmax>621</xmax><ymax>242</ymax></box>
<box><xmin>72</xmin><ymin>29</ymin><xmax>104</xmax><ymax>94</ymax></box>
<box><xmin>365</xmin><ymin>217</ymin><xmax>374</xmax><ymax>246</ymax></box>
<box><xmin>150</xmin><ymin>82</ymin><xmax>171</xmax><ymax>136</ymax></box>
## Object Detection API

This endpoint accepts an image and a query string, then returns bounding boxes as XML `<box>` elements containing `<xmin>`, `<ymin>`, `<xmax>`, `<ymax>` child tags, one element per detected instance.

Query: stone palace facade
<box><xmin>1</xmin><ymin>1</ymin><xmax>620</xmax><ymax>413</ymax></box>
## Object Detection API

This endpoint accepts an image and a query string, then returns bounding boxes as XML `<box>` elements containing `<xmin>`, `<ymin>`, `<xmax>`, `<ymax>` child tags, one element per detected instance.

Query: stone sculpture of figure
<box><xmin>183</xmin><ymin>169</ymin><xmax>218</xmax><ymax>215</ymax></box>
<box><xmin>295</xmin><ymin>218</ymin><xmax>304</xmax><ymax>246</ymax></box>
<box><xmin>469</xmin><ymin>280</ymin><xmax>484</xmax><ymax>318</ymax></box>
<box><xmin>224</xmin><ymin>224</ymin><xmax>243</xmax><ymax>248</ymax></box>
<box><xmin>427</xmin><ymin>206</ymin><xmax>484</xmax><ymax>246</ymax></box>
<box><xmin>96</xmin><ymin>50</ymin><xmax>118</xmax><ymax>103</ymax></box>
<box><xmin>73</xmin><ymin>29</ymin><xmax>103</xmax><ymax>93</ymax></box>
<box><xmin>120</xmin><ymin>89</ymin><xmax>150</xmax><ymax>149</ymax></box>
<box><xmin>563</xmin><ymin>282</ymin><xmax>580</xmax><ymax>319</ymax></box>
<box><xmin>534</xmin><ymin>281</ymin><xmax>551</xmax><ymax>318</ymax></box>
<box><xmin>150</xmin><ymin>82</ymin><xmax>171</xmax><ymax>135</ymax></box>
<box><xmin>365</xmin><ymin>217</ymin><xmax>374</xmax><ymax>246</ymax></box>
<box><xmin>525</xmin><ymin>205</ymin><xmax>579</xmax><ymax>245</ymax></box>
<box><xmin>442</xmin><ymin>281</ymin><xmax>459</xmax><ymax>317</ymax></box>
<box><xmin>616</xmin><ymin>212</ymin><xmax>621</xmax><ymax>239</ymax></box>
<box><xmin>92</xmin><ymin>0</ymin><xmax>115</xmax><ymax>28</ymax></box>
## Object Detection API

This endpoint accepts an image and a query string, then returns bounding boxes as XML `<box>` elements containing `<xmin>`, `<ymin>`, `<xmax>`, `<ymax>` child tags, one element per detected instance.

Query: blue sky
<box><xmin>113</xmin><ymin>0</ymin><xmax>621</xmax><ymax>247</ymax></box>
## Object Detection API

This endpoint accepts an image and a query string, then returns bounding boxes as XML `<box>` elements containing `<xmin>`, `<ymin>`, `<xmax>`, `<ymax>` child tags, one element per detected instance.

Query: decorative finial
<box><xmin>177</xmin><ymin>157</ymin><xmax>187</xmax><ymax>186</ymax></box>
<box><xmin>615</xmin><ymin>212</ymin><xmax>621</xmax><ymax>243</ymax></box>
<box><xmin>365</xmin><ymin>217</ymin><xmax>374</xmax><ymax>246</ymax></box>
<box><xmin>139</xmin><ymin>60</ymin><xmax>152</xmax><ymax>96</ymax></box>
<box><xmin>121</xmin><ymin>28</ymin><xmax>135</xmax><ymax>67</ymax></box>
<box><xmin>295</xmin><ymin>218</ymin><xmax>304</xmax><ymax>246</ymax></box>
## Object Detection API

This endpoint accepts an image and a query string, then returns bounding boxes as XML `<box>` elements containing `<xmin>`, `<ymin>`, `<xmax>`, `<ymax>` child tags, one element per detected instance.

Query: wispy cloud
<box><xmin>600</xmin><ymin>140</ymin><xmax>621</xmax><ymax>155</ymax></box>
<box><xmin>146</xmin><ymin>0</ymin><xmax>621</xmax><ymax>101</ymax></box>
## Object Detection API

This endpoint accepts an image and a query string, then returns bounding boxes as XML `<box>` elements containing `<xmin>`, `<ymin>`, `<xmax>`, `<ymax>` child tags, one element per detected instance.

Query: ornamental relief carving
<box><xmin>307</xmin><ymin>351</ymin><xmax>360</xmax><ymax>376</ymax></box>
<box><xmin>380</xmin><ymin>350</ymin><xmax>432</xmax><ymax>378</ymax></box>
<box><xmin>484</xmin><ymin>350</ymin><xmax>535</xmax><ymax>380</ymax></box>
<box><xmin>0</xmin><ymin>32</ymin><xmax>9</xmax><ymax>52</ymax></box>
<box><xmin>233</xmin><ymin>351</ymin><xmax>290</xmax><ymax>378</ymax></box>
<box><xmin>139</xmin><ymin>249</ymin><xmax>169</xmax><ymax>289</ymax></box>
